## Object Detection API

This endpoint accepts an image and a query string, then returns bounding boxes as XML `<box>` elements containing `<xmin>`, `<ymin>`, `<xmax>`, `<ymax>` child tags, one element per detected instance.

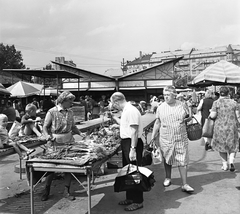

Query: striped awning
<box><xmin>192</xmin><ymin>60</ymin><xmax>240</xmax><ymax>85</ymax></box>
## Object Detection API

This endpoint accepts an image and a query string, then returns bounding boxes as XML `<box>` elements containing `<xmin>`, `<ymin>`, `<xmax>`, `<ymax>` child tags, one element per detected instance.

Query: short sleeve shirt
<box><xmin>120</xmin><ymin>102</ymin><xmax>143</xmax><ymax>139</ymax></box>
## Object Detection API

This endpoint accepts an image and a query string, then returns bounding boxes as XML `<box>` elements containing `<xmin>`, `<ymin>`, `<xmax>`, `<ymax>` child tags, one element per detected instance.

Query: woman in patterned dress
<box><xmin>151</xmin><ymin>85</ymin><xmax>194</xmax><ymax>193</ymax></box>
<box><xmin>209</xmin><ymin>86</ymin><xmax>240</xmax><ymax>172</ymax></box>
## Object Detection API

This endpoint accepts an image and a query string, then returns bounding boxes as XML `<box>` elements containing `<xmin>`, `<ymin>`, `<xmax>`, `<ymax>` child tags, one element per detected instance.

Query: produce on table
<box><xmin>38</xmin><ymin>123</ymin><xmax>121</xmax><ymax>165</ymax></box>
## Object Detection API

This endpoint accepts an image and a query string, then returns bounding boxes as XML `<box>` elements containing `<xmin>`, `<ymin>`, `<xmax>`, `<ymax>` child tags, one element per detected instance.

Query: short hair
<box><xmin>25</xmin><ymin>103</ymin><xmax>37</xmax><ymax>113</ymax></box>
<box><xmin>219</xmin><ymin>86</ymin><xmax>229</xmax><ymax>97</ymax></box>
<box><xmin>0</xmin><ymin>113</ymin><xmax>8</xmax><ymax>121</ymax></box>
<box><xmin>163</xmin><ymin>85</ymin><xmax>177</xmax><ymax>96</ymax></box>
<box><xmin>56</xmin><ymin>91</ymin><xmax>75</xmax><ymax>104</ymax></box>
<box><xmin>110</xmin><ymin>92</ymin><xmax>126</xmax><ymax>103</ymax></box>
<box><xmin>7</xmin><ymin>100</ymin><xmax>12</xmax><ymax>106</ymax></box>
<box><xmin>205</xmin><ymin>90</ymin><xmax>213</xmax><ymax>98</ymax></box>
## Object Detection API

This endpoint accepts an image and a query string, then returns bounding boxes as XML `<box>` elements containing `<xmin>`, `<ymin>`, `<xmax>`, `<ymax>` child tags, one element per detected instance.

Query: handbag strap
<box><xmin>191</xmin><ymin>115</ymin><xmax>200</xmax><ymax>125</ymax></box>
<box><xmin>127</xmin><ymin>163</ymin><xmax>140</xmax><ymax>174</ymax></box>
<box><xmin>149</xmin><ymin>133</ymin><xmax>159</xmax><ymax>148</ymax></box>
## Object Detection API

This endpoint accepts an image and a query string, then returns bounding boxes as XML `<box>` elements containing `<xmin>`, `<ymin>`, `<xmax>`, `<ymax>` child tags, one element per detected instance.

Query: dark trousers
<box><xmin>121</xmin><ymin>138</ymin><xmax>144</xmax><ymax>203</ymax></box>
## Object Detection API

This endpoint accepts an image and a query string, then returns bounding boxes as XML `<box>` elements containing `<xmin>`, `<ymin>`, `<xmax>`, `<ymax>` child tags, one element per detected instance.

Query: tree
<box><xmin>0</xmin><ymin>43</ymin><xmax>25</xmax><ymax>70</ymax></box>
<box><xmin>0</xmin><ymin>43</ymin><xmax>28</xmax><ymax>84</ymax></box>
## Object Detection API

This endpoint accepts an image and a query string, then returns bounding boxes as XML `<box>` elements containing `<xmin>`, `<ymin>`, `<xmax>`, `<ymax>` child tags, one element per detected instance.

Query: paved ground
<box><xmin>0</xmin><ymin>138</ymin><xmax>240</xmax><ymax>214</ymax></box>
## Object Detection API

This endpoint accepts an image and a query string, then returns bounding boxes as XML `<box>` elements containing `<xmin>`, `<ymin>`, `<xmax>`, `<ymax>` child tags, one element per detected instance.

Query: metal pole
<box><xmin>30</xmin><ymin>165</ymin><xmax>34</xmax><ymax>214</ymax></box>
<box><xmin>86</xmin><ymin>166</ymin><xmax>91</xmax><ymax>214</ymax></box>
<box><xmin>19</xmin><ymin>157</ymin><xmax>22</xmax><ymax>180</ymax></box>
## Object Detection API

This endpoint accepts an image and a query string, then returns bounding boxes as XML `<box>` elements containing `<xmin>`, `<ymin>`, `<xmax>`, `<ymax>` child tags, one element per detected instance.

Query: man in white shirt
<box><xmin>111</xmin><ymin>92</ymin><xmax>144</xmax><ymax>212</ymax></box>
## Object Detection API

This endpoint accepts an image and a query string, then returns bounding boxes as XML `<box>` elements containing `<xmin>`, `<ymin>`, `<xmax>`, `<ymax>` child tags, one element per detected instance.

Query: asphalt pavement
<box><xmin>0</xmin><ymin>137</ymin><xmax>239</xmax><ymax>214</ymax></box>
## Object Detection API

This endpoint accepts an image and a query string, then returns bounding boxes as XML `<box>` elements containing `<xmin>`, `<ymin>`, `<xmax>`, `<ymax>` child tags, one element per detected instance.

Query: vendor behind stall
<box><xmin>41</xmin><ymin>91</ymin><xmax>85</xmax><ymax>201</ymax></box>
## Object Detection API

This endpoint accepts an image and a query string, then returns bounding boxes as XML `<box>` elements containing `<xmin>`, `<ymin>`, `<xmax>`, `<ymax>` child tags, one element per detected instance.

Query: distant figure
<box><xmin>42</xmin><ymin>97</ymin><xmax>55</xmax><ymax>113</ymax></box>
<box><xmin>136</xmin><ymin>101</ymin><xmax>147</xmax><ymax>115</ymax></box>
<box><xmin>32</xmin><ymin>97</ymin><xmax>40</xmax><ymax>109</ymax></box>
<box><xmin>150</xmin><ymin>97</ymin><xmax>159</xmax><ymax>113</ymax></box>
<box><xmin>79</xmin><ymin>96</ymin><xmax>87</xmax><ymax>120</ymax></box>
<box><xmin>197</xmin><ymin>90</ymin><xmax>214</xmax><ymax>151</ymax></box>
<box><xmin>214</xmin><ymin>92</ymin><xmax>220</xmax><ymax>100</ymax></box>
<box><xmin>2</xmin><ymin>100</ymin><xmax>16</xmax><ymax>131</ymax></box>
<box><xmin>98</xmin><ymin>95</ymin><xmax>108</xmax><ymax>117</ymax></box>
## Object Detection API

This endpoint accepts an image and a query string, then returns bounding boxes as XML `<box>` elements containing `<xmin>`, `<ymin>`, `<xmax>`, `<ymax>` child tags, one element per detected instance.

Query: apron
<box><xmin>47</xmin><ymin>132</ymin><xmax>75</xmax><ymax>151</ymax></box>
<box><xmin>52</xmin><ymin>132</ymin><xmax>75</xmax><ymax>145</ymax></box>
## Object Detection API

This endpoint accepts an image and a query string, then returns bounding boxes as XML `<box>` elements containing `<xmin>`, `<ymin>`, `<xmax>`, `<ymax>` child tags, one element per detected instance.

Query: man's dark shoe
<box><xmin>205</xmin><ymin>143</ymin><xmax>209</xmax><ymax>151</ymax></box>
<box><xmin>41</xmin><ymin>186</ymin><xmax>50</xmax><ymax>201</ymax></box>
<box><xmin>230</xmin><ymin>163</ymin><xmax>235</xmax><ymax>172</ymax></box>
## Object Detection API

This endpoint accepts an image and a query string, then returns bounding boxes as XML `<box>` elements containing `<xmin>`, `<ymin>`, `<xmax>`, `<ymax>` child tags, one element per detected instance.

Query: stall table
<box><xmin>26</xmin><ymin>145</ymin><xmax>120</xmax><ymax>214</ymax></box>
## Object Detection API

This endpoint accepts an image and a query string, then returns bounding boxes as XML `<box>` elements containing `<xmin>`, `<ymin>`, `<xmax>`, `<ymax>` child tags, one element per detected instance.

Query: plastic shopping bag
<box><xmin>152</xmin><ymin>147</ymin><xmax>162</xmax><ymax>165</ymax></box>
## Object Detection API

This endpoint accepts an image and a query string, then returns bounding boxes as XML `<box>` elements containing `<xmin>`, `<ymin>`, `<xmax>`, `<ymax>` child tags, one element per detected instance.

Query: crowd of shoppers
<box><xmin>1</xmin><ymin>85</ymin><xmax>240</xmax><ymax>211</ymax></box>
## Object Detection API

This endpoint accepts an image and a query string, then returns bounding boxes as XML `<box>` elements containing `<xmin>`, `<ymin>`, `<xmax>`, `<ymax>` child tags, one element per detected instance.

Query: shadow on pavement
<box><xmin>88</xmin><ymin>163</ymin><xmax>238</xmax><ymax>214</ymax></box>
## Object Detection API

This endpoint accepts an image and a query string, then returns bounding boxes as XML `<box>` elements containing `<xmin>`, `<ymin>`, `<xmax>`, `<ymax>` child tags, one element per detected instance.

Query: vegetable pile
<box><xmin>39</xmin><ymin>123</ymin><xmax>121</xmax><ymax>166</ymax></box>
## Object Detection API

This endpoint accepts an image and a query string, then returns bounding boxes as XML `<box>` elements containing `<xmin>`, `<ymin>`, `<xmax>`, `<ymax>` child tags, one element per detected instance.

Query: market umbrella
<box><xmin>191</xmin><ymin>60</ymin><xmax>240</xmax><ymax>87</ymax></box>
<box><xmin>6</xmin><ymin>81</ymin><xmax>43</xmax><ymax>98</ymax></box>
<box><xmin>0</xmin><ymin>83</ymin><xmax>11</xmax><ymax>95</ymax></box>
<box><xmin>39</xmin><ymin>87</ymin><xmax>60</xmax><ymax>96</ymax></box>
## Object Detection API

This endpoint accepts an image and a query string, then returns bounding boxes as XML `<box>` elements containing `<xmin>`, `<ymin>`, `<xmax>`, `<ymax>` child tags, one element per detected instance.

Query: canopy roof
<box><xmin>51</xmin><ymin>61</ymin><xmax>115</xmax><ymax>81</ymax></box>
<box><xmin>2</xmin><ymin>69</ymin><xmax>83</xmax><ymax>79</ymax></box>
<box><xmin>0</xmin><ymin>83</ymin><xmax>11</xmax><ymax>95</ymax></box>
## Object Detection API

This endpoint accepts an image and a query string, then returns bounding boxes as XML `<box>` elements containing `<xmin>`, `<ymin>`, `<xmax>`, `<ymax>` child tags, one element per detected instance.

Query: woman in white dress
<box><xmin>151</xmin><ymin>85</ymin><xmax>194</xmax><ymax>193</ymax></box>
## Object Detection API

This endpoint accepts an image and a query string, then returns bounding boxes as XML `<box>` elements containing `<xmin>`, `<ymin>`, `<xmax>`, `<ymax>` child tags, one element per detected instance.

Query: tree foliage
<box><xmin>0</xmin><ymin>43</ymin><xmax>28</xmax><ymax>84</ymax></box>
<box><xmin>0</xmin><ymin>43</ymin><xmax>25</xmax><ymax>70</ymax></box>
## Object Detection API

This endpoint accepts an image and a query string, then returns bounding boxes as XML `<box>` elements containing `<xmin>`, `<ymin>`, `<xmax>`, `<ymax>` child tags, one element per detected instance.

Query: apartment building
<box><xmin>123</xmin><ymin>44</ymin><xmax>240</xmax><ymax>84</ymax></box>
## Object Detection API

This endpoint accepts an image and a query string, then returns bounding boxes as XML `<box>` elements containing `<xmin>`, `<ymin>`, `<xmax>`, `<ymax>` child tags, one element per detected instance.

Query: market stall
<box><xmin>0</xmin><ymin>135</ymin><xmax>47</xmax><ymax>179</ymax></box>
<box><xmin>26</xmin><ymin>113</ymin><xmax>156</xmax><ymax>214</ymax></box>
<box><xmin>0</xmin><ymin>136</ymin><xmax>46</xmax><ymax>158</ymax></box>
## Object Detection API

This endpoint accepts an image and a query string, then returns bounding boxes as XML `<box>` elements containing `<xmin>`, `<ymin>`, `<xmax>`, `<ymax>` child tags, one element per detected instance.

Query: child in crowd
<box><xmin>0</xmin><ymin>114</ymin><xmax>35</xmax><ymax>159</ymax></box>
<box><xmin>19</xmin><ymin>103</ymin><xmax>42</xmax><ymax>137</ymax></box>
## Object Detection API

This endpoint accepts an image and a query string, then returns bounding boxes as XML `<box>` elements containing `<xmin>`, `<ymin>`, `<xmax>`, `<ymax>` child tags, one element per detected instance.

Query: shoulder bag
<box><xmin>202</xmin><ymin>118</ymin><xmax>215</xmax><ymax>138</ymax></box>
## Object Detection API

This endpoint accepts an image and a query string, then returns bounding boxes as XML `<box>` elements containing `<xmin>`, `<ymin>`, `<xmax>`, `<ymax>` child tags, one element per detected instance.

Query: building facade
<box><xmin>123</xmin><ymin>44</ymin><xmax>240</xmax><ymax>86</ymax></box>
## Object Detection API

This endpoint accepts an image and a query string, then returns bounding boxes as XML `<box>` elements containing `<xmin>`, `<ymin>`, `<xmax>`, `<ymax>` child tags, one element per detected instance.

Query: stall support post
<box><xmin>19</xmin><ymin>157</ymin><xmax>22</xmax><ymax>180</ymax></box>
<box><xmin>86</xmin><ymin>166</ymin><xmax>92</xmax><ymax>214</ymax></box>
<box><xmin>30</xmin><ymin>165</ymin><xmax>34</xmax><ymax>214</ymax></box>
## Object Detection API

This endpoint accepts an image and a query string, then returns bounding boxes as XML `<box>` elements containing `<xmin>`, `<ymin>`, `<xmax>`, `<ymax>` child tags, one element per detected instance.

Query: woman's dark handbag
<box><xmin>202</xmin><ymin>118</ymin><xmax>214</xmax><ymax>138</ymax></box>
<box><xmin>114</xmin><ymin>164</ymin><xmax>156</xmax><ymax>192</ymax></box>
<box><xmin>142</xmin><ymin>145</ymin><xmax>153</xmax><ymax>166</ymax></box>
<box><xmin>186</xmin><ymin>116</ymin><xmax>202</xmax><ymax>141</ymax></box>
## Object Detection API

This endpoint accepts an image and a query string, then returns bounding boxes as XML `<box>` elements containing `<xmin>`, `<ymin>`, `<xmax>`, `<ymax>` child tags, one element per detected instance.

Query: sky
<box><xmin>0</xmin><ymin>0</ymin><xmax>240</xmax><ymax>75</ymax></box>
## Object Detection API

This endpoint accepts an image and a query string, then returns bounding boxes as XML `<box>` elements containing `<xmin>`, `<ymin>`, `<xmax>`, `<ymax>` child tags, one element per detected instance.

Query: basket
<box><xmin>186</xmin><ymin>116</ymin><xmax>202</xmax><ymax>141</ymax></box>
